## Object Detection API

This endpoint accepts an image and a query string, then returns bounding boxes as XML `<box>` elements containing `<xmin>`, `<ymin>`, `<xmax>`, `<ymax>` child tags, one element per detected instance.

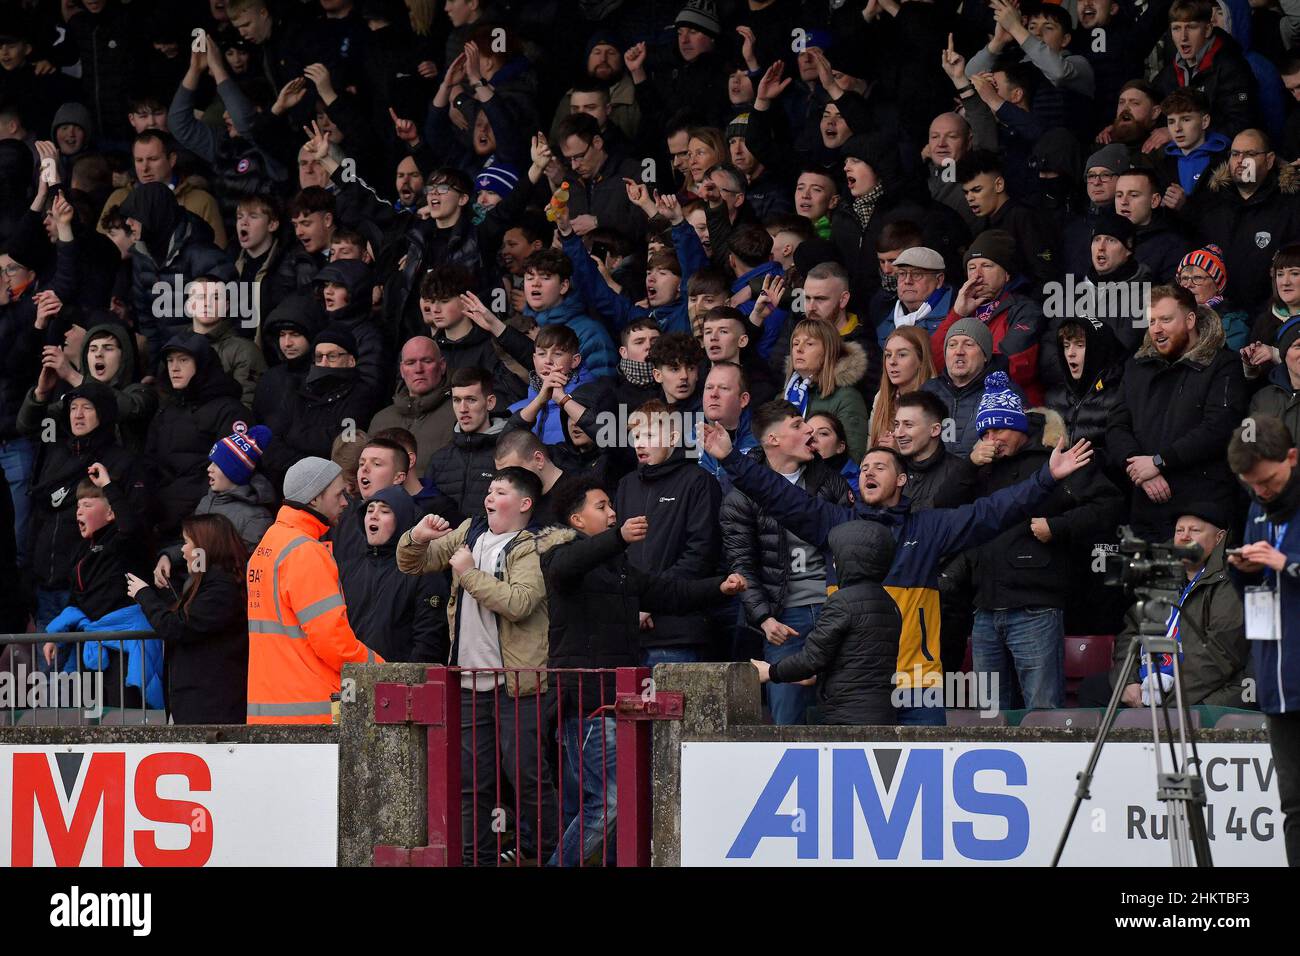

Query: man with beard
<box><xmin>393</xmin><ymin>156</ymin><xmax>425</xmax><ymax>212</ymax></box>
<box><xmin>1227</xmin><ymin>416</ymin><xmax>1300</xmax><ymax>865</ymax></box>
<box><xmin>1096</xmin><ymin>80</ymin><xmax>1166</xmax><ymax>160</ymax></box>
<box><xmin>1076</xmin><ymin>0</ymin><xmax>1176</xmax><ymax>134</ymax></box>
<box><xmin>1107</xmin><ymin>284</ymin><xmax>1247</xmax><ymax>540</ymax></box>
<box><xmin>550</xmin><ymin>33</ymin><xmax>641</xmax><ymax>145</ymax></box>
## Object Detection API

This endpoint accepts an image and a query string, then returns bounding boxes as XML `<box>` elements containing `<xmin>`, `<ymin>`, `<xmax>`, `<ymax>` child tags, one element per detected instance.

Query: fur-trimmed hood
<box><xmin>1134</xmin><ymin>304</ymin><xmax>1227</xmax><ymax>365</ymax></box>
<box><xmin>533</xmin><ymin>525</ymin><xmax>580</xmax><ymax>555</ymax></box>
<box><xmin>783</xmin><ymin>338</ymin><xmax>869</xmax><ymax>391</ymax></box>
<box><xmin>1207</xmin><ymin>158</ymin><xmax>1300</xmax><ymax>195</ymax></box>
<box><xmin>1028</xmin><ymin>407</ymin><xmax>1068</xmax><ymax>449</ymax></box>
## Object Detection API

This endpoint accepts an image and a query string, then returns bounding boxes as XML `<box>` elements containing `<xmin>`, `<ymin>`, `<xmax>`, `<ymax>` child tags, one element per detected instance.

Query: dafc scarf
<box><xmin>784</xmin><ymin>372</ymin><xmax>811</xmax><ymax>414</ymax></box>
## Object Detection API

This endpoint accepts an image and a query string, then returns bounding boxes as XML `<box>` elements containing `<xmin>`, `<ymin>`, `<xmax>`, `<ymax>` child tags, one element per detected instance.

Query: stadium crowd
<box><xmin>0</xmin><ymin>0</ymin><xmax>1298</xmax><ymax>864</ymax></box>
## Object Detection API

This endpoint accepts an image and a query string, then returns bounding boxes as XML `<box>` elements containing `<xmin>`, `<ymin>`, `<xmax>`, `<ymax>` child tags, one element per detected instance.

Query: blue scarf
<box><xmin>784</xmin><ymin>372</ymin><xmax>811</xmax><ymax>414</ymax></box>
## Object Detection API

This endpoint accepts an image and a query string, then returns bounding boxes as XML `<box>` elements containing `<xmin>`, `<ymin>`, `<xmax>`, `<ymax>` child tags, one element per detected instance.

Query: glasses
<box><xmin>1230</xmin><ymin>149</ymin><xmax>1269</xmax><ymax>160</ymax></box>
<box><xmin>895</xmin><ymin>269</ymin><xmax>938</xmax><ymax>281</ymax></box>
<box><xmin>428</xmin><ymin>183</ymin><xmax>460</xmax><ymax>195</ymax></box>
<box><xmin>1179</xmin><ymin>272</ymin><xmax>1213</xmax><ymax>286</ymax></box>
<box><xmin>315</xmin><ymin>351</ymin><xmax>349</xmax><ymax>363</ymax></box>
<box><xmin>562</xmin><ymin>141</ymin><xmax>593</xmax><ymax>164</ymax></box>
<box><xmin>1085</xmin><ymin>172</ymin><xmax>1118</xmax><ymax>183</ymax></box>
<box><xmin>1</xmin><ymin>264</ymin><xmax>27</xmax><ymax>276</ymax></box>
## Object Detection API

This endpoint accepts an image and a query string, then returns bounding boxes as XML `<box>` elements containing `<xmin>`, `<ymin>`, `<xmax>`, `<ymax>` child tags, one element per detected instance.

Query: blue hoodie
<box><xmin>1165</xmin><ymin>130</ymin><xmax>1231</xmax><ymax>196</ymax></box>
<box><xmin>509</xmin><ymin>363</ymin><xmax>597</xmax><ymax>445</ymax></box>
<box><xmin>564</xmin><ymin>220</ymin><xmax>708</xmax><ymax>335</ymax></box>
<box><xmin>527</xmin><ymin>295</ymin><xmax>618</xmax><ymax>379</ymax></box>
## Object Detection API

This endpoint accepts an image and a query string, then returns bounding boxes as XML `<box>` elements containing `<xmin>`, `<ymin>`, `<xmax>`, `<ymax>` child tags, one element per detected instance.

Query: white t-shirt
<box><xmin>458</xmin><ymin>529</ymin><xmax>518</xmax><ymax>691</ymax></box>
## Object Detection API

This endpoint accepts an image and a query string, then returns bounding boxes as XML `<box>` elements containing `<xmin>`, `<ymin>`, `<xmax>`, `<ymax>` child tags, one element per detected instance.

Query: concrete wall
<box><xmin>649</xmin><ymin>663</ymin><xmax>1269</xmax><ymax>867</ymax></box>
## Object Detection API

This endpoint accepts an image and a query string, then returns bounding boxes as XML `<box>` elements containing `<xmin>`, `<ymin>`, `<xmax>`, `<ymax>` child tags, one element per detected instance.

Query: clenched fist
<box><xmin>411</xmin><ymin>514</ymin><xmax>452</xmax><ymax>544</ymax></box>
<box><xmin>621</xmin><ymin>516</ymin><xmax>649</xmax><ymax>543</ymax></box>
<box><xmin>719</xmin><ymin>573</ymin><xmax>748</xmax><ymax>595</ymax></box>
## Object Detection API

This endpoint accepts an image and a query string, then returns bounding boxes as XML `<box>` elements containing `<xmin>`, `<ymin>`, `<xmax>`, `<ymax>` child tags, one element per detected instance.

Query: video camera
<box><xmin>1106</xmin><ymin>526</ymin><xmax>1204</xmax><ymax>628</ymax></box>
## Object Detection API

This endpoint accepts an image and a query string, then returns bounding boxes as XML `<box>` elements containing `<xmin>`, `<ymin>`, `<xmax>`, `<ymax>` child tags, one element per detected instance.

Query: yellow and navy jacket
<box><xmin>720</xmin><ymin>448</ymin><xmax>1059</xmax><ymax>688</ymax></box>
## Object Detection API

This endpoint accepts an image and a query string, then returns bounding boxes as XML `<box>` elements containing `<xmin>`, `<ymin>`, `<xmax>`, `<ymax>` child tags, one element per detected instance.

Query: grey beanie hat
<box><xmin>283</xmin><ymin>456</ymin><xmax>342</xmax><ymax>504</ymax></box>
<box><xmin>945</xmin><ymin>317</ymin><xmax>993</xmax><ymax>362</ymax></box>
<box><xmin>51</xmin><ymin>102</ymin><xmax>93</xmax><ymax>138</ymax></box>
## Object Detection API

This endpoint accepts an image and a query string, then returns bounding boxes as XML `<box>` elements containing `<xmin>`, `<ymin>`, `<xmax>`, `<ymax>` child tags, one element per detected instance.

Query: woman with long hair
<box><xmin>785</xmin><ymin>319</ymin><xmax>870</xmax><ymax>461</ymax></box>
<box><xmin>808</xmin><ymin>411</ymin><xmax>861</xmax><ymax>481</ymax></box>
<box><xmin>125</xmin><ymin>513</ymin><xmax>249</xmax><ymax>724</ymax></box>
<box><xmin>869</xmin><ymin>326</ymin><xmax>936</xmax><ymax>449</ymax></box>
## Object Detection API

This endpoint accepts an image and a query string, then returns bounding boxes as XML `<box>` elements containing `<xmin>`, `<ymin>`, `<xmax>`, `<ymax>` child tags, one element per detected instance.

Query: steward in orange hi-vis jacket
<box><xmin>247</xmin><ymin>496</ymin><xmax>382</xmax><ymax>723</ymax></box>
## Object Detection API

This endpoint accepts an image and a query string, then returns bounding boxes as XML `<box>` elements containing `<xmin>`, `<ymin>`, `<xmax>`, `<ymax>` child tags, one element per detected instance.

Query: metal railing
<box><xmin>373</xmin><ymin>665</ymin><xmax>680</xmax><ymax>868</ymax></box>
<box><xmin>0</xmin><ymin>631</ymin><xmax>165</xmax><ymax>726</ymax></box>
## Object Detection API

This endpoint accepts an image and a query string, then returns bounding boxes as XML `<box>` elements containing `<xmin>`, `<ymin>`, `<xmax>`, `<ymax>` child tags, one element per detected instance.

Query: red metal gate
<box><xmin>370</xmin><ymin>666</ymin><xmax>681</xmax><ymax>867</ymax></box>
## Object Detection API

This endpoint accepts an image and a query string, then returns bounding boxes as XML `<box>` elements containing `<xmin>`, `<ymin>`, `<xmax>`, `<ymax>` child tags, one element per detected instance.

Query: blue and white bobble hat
<box><xmin>475</xmin><ymin>164</ymin><xmax>519</xmax><ymax>198</ymax></box>
<box><xmin>975</xmin><ymin>371</ymin><xmax>1028</xmax><ymax>437</ymax></box>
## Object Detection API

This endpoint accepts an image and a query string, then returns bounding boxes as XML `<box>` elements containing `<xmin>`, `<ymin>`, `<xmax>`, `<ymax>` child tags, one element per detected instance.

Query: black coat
<box><xmin>542</xmin><ymin>527</ymin><xmax>726</xmax><ymax>714</ymax></box>
<box><xmin>904</xmin><ymin>447</ymin><xmax>979</xmax><ymax>512</ymax></box>
<box><xmin>434</xmin><ymin>324</ymin><xmax>531</xmax><ymax>409</ymax></box>
<box><xmin>1189</xmin><ymin>161</ymin><xmax>1300</xmax><ymax>312</ymax></box>
<box><xmin>768</xmin><ymin>521</ymin><xmax>902</xmax><ymax>725</ymax></box>
<box><xmin>260</xmin><ymin>365</ymin><xmax>375</xmax><ymax>488</ymax></box>
<box><xmin>27</xmin><ymin>381</ymin><xmax>145</xmax><ymax>591</ymax></box>
<box><xmin>67</xmin><ymin>482</ymin><xmax>152</xmax><ymax>622</ymax></box>
<box><xmin>719</xmin><ymin>452</ymin><xmax>851</xmax><ymax>628</ymax></box>
<box><xmin>424</xmin><ymin>418</ymin><xmax>509</xmax><ymax>520</ymax></box>
<box><xmin>1153</xmin><ymin>28</ymin><xmax>1261</xmax><ymax>137</ymax></box>
<box><xmin>134</xmin><ymin>568</ymin><xmax>248</xmax><ymax>725</ymax></box>
<box><xmin>338</xmin><ymin>487</ymin><xmax>448</xmax><ymax>664</ymax></box>
<box><xmin>1045</xmin><ymin>316</ymin><xmax>1126</xmax><ymax>452</ymax></box>
<box><xmin>614</xmin><ymin>448</ymin><xmax>723</xmax><ymax>649</ymax></box>
<box><xmin>1107</xmin><ymin>309</ymin><xmax>1249</xmax><ymax>537</ymax></box>
<box><xmin>1133</xmin><ymin>209</ymin><xmax>1194</xmax><ymax>284</ymax></box>
<box><xmin>965</xmin><ymin>412</ymin><xmax>1124</xmax><ymax>610</ymax></box>
<box><xmin>145</xmin><ymin>336</ymin><xmax>250</xmax><ymax>538</ymax></box>
<box><xmin>0</xmin><ymin>294</ymin><xmax>43</xmax><ymax>441</ymax></box>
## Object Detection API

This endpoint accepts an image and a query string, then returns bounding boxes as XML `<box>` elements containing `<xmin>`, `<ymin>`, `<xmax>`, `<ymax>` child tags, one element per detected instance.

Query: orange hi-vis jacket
<box><xmin>246</xmin><ymin>505</ymin><xmax>382</xmax><ymax>724</ymax></box>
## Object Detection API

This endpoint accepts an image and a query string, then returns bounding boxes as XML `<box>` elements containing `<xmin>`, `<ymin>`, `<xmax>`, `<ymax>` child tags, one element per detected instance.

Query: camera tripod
<box><xmin>1051</xmin><ymin>592</ymin><xmax>1214</xmax><ymax>867</ymax></box>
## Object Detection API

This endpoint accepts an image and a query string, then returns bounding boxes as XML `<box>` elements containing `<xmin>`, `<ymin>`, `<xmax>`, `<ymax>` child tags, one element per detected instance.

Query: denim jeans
<box><xmin>766</xmin><ymin>605</ymin><xmax>820</xmax><ymax>725</ymax></box>
<box><xmin>642</xmin><ymin>646</ymin><xmax>699</xmax><ymax>667</ymax></box>
<box><xmin>971</xmin><ymin>607</ymin><xmax>1065</xmax><ymax>710</ymax></box>
<box><xmin>0</xmin><ymin>438</ymin><xmax>34</xmax><ymax>567</ymax></box>
<box><xmin>460</xmin><ymin>687</ymin><xmax>559</xmax><ymax>866</ymax></box>
<box><xmin>549</xmin><ymin>715</ymin><xmax>618</xmax><ymax>866</ymax></box>
<box><xmin>34</xmin><ymin>588</ymin><xmax>71</xmax><ymax>675</ymax></box>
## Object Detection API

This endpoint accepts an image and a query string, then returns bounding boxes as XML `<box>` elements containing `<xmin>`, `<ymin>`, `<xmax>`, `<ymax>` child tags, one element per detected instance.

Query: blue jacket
<box><xmin>564</xmin><ymin>220</ymin><xmax>708</xmax><ymax>335</ymax></box>
<box><xmin>1165</xmin><ymin>130</ymin><xmax>1231</xmax><ymax>195</ymax></box>
<box><xmin>1242</xmin><ymin>500</ymin><xmax>1300</xmax><ymax>714</ymax></box>
<box><xmin>718</xmin><ymin>446</ymin><xmax>1058</xmax><ymax>686</ymax></box>
<box><xmin>509</xmin><ymin>364</ymin><xmax>596</xmax><ymax>445</ymax></box>
<box><xmin>731</xmin><ymin>261</ymin><xmax>788</xmax><ymax>360</ymax></box>
<box><xmin>48</xmin><ymin>603</ymin><xmax>164</xmax><ymax>710</ymax></box>
<box><xmin>697</xmin><ymin>407</ymin><xmax>759</xmax><ymax>494</ymax></box>
<box><xmin>526</xmin><ymin>295</ymin><xmax>618</xmax><ymax>379</ymax></box>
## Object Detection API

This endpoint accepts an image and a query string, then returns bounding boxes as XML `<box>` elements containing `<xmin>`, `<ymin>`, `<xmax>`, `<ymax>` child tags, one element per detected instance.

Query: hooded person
<box><xmin>50</xmin><ymin>102</ymin><xmax>94</xmax><ymax>182</ymax></box>
<box><xmin>1032</xmin><ymin>128</ymin><xmax>1087</xmax><ymax>222</ymax></box>
<box><xmin>259</xmin><ymin>324</ymin><xmax>378</xmax><ymax>489</ymax></box>
<box><xmin>145</xmin><ymin>332</ymin><xmax>250</xmax><ymax>539</ymax></box>
<box><xmin>313</xmin><ymin>259</ymin><xmax>389</xmax><ymax>398</ymax></box>
<box><xmin>1045</xmin><ymin>315</ymin><xmax>1127</xmax><ymax>454</ymax></box>
<box><xmin>118</xmin><ymin>182</ymin><xmax>228</xmax><ymax>364</ymax></box>
<box><xmin>830</xmin><ymin>133</ymin><xmax>969</xmax><ymax>301</ymax></box>
<box><xmin>753</xmin><ymin>520</ymin><xmax>902</xmax><ymax>725</ymax></box>
<box><xmin>17</xmin><ymin>318</ymin><xmax>158</xmax><ymax>453</ymax></box>
<box><xmin>26</xmin><ymin>380</ymin><xmax>147</xmax><ymax>625</ymax></box>
<box><xmin>337</xmin><ymin>485</ymin><xmax>449</xmax><ymax>663</ymax></box>
<box><xmin>252</xmin><ymin>293</ymin><xmax>327</xmax><ymax>425</ymax></box>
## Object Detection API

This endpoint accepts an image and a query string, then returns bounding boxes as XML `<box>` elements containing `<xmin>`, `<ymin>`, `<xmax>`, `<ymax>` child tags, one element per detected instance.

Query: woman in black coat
<box><xmin>755</xmin><ymin>520</ymin><xmax>902</xmax><ymax>725</ymax></box>
<box><xmin>126</xmin><ymin>513</ymin><xmax>248</xmax><ymax>725</ymax></box>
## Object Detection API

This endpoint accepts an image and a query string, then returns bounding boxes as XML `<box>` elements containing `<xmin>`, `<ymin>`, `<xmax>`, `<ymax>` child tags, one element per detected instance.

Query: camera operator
<box><xmin>1227</xmin><ymin>416</ymin><xmax>1300</xmax><ymax>866</ymax></box>
<box><xmin>1077</xmin><ymin>504</ymin><xmax>1251</xmax><ymax>710</ymax></box>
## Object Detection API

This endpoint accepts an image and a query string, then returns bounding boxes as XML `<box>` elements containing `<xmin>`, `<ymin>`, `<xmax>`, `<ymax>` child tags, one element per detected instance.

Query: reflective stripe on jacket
<box><xmin>247</xmin><ymin>505</ymin><xmax>382</xmax><ymax>723</ymax></box>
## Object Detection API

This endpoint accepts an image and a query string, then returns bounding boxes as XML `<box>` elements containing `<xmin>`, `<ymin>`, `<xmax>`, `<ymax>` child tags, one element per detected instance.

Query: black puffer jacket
<box><xmin>27</xmin><ymin>381</ymin><xmax>145</xmax><ymax>591</ymax></box>
<box><xmin>338</xmin><ymin>486</ymin><xmax>448</xmax><ymax>664</ymax></box>
<box><xmin>134</xmin><ymin>567</ymin><xmax>248</xmax><ymax>725</ymax></box>
<box><xmin>1045</xmin><ymin>315</ymin><xmax>1126</xmax><ymax>451</ymax></box>
<box><xmin>768</xmin><ymin>521</ymin><xmax>902</xmax><ymax>725</ymax></box>
<box><xmin>120</xmin><ymin>184</ymin><xmax>230</xmax><ymax>364</ymax></box>
<box><xmin>719</xmin><ymin>452</ymin><xmax>852</xmax><ymax>628</ymax></box>
<box><xmin>434</xmin><ymin>322</ymin><xmax>531</xmax><ymax>408</ymax></box>
<box><xmin>145</xmin><ymin>334</ymin><xmax>250</xmax><ymax>538</ymax></box>
<box><xmin>424</xmin><ymin>418</ymin><xmax>509</xmax><ymax>520</ymax></box>
<box><xmin>904</xmin><ymin>447</ymin><xmax>979</xmax><ymax>512</ymax></box>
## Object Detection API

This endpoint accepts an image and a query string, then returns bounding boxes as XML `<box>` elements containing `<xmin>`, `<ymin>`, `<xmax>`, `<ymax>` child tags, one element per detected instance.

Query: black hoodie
<box><xmin>338</xmin><ymin>486</ymin><xmax>448</xmax><ymax>663</ymax></box>
<box><xmin>145</xmin><ymin>333</ymin><xmax>250</xmax><ymax>538</ymax></box>
<box><xmin>314</xmin><ymin>259</ymin><xmax>390</xmax><ymax>397</ymax></box>
<box><xmin>253</xmin><ymin>293</ymin><xmax>326</xmax><ymax>424</ymax></box>
<box><xmin>1045</xmin><ymin>315</ymin><xmax>1126</xmax><ymax>453</ymax></box>
<box><xmin>28</xmin><ymin>381</ymin><xmax>145</xmax><ymax>591</ymax></box>
<box><xmin>613</xmin><ymin>447</ymin><xmax>724</xmax><ymax>649</ymax></box>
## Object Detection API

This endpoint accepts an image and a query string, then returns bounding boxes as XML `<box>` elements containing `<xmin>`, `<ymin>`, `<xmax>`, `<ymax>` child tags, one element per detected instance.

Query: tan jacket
<box><xmin>397</xmin><ymin>519</ymin><xmax>566</xmax><ymax>696</ymax></box>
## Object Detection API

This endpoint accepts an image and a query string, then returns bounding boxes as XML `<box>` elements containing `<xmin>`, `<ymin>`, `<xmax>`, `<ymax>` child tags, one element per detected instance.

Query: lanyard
<box><xmin>1164</xmin><ymin>566</ymin><xmax>1204</xmax><ymax>642</ymax></box>
<box><xmin>1269</xmin><ymin>521</ymin><xmax>1290</xmax><ymax>588</ymax></box>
